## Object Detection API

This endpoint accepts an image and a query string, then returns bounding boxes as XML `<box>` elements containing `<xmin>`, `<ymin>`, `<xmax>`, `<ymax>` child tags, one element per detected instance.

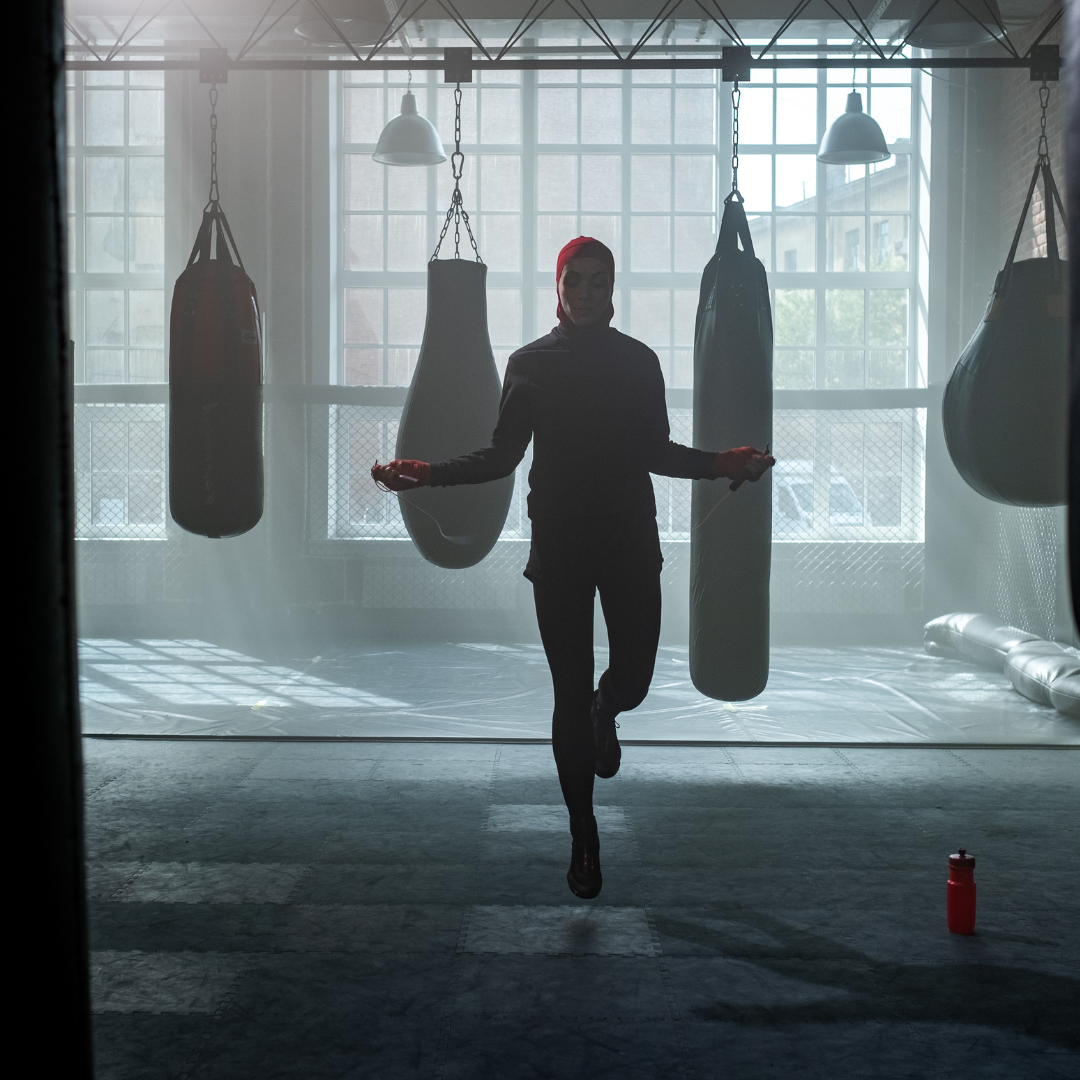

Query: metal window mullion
<box><xmin>815</xmin><ymin>56</ymin><xmax>827</xmax><ymax>389</ymax></box>
<box><xmin>621</xmin><ymin>66</ymin><xmax>631</xmax><ymax>311</ymax></box>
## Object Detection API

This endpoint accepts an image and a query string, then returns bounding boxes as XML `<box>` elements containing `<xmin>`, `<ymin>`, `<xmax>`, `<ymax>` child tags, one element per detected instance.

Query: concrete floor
<box><xmin>86</xmin><ymin>739</ymin><xmax>1079</xmax><ymax>1079</ymax></box>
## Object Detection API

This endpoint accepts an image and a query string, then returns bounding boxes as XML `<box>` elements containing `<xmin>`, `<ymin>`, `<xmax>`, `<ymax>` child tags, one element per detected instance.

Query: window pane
<box><xmin>738</xmin><ymin>88</ymin><xmax>772</xmax><ymax>142</ymax></box>
<box><xmin>480</xmin><ymin>156</ymin><xmax>520</xmax><ymax>211</ymax></box>
<box><xmin>581</xmin><ymin>88</ymin><xmax>621</xmax><ymax>144</ymax></box>
<box><xmin>775</xmin><ymin>155</ymin><xmax>816</xmax><ymax>208</ymax></box>
<box><xmin>738</xmin><ymin>156</ymin><xmax>771</xmax><ymax>211</ymax></box>
<box><xmin>86</xmin><ymin>156</ymin><xmax>124</xmax><ymax>212</ymax></box>
<box><xmin>674</xmin><ymin>88</ymin><xmax>714</xmax><ymax>144</ymax></box>
<box><xmin>673</xmin><ymin>156</ymin><xmax>713</xmax><ymax>212</ymax></box>
<box><xmin>86</xmin><ymin>351</ymin><xmax>125</xmax><ymax>383</ymax></box>
<box><xmin>775</xmin><ymin>349</ymin><xmax>815</xmax><ymax>389</ymax></box>
<box><xmin>85</xmin><ymin>90</ymin><xmax>124</xmax><ymax>145</ymax></box>
<box><xmin>128</xmin><ymin>290</ymin><xmax>163</xmax><ymax>348</ymax></box>
<box><xmin>869</xmin><ymin>156</ymin><xmax>909</xmax><ymax>210</ymax></box>
<box><xmin>775</xmin><ymin>217</ymin><xmax>815</xmax><ymax>272</ymax></box>
<box><xmin>387</xmin><ymin>165</ymin><xmax>426</xmax><ymax>211</ymax></box>
<box><xmin>129</xmin><ymin>157</ymin><xmax>164</xmax><ymax>213</ymax></box>
<box><xmin>129</xmin><ymin>216</ymin><xmax>163</xmax><ymax>272</ymax></box>
<box><xmin>581</xmin><ymin>156</ymin><xmax>621</xmax><ymax>211</ymax></box>
<box><xmin>345</xmin><ymin>349</ymin><xmax>382</xmax><ymax>385</ymax></box>
<box><xmin>673</xmin><ymin>290</ymin><xmax>697</xmax><ymax>347</ymax></box>
<box><xmin>479</xmin><ymin>215</ymin><xmax>520</xmax><ymax>271</ymax></box>
<box><xmin>538</xmin><ymin>88</ymin><xmax>577</xmax><ymax>143</ymax></box>
<box><xmin>631</xmin><ymin>216</ymin><xmax>670</xmax><ymax>271</ymax></box>
<box><xmin>632</xmin><ymin>88</ymin><xmax>670</xmax><ymax>143</ymax></box>
<box><xmin>481</xmin><ymin>89</ymin><xmax>521</xmax><ymax>143</ymax></box>
<box><xmin>345</xmin><ymin>288</ymin><xmax>383</xmax><ymax>343</ymax></box>
<box><xmin>86</xmin><ymin>217</ymin><xmax>125</xmax><ymax>272</ymax></box>
<box><xmin>629</xmin><ymin>289</ymin><xmax>669</xmax><ymax>346</ymax></box>
<box><xmin>537</xmin><ymin>155</ymin><xmax>577</xmax><ymax>212</ymax></box>
<box><xmin>827</xmin><ymin>217</ymin><xmax>864</xmax><ymax>272</ymax></box>
<box><xmin>825</xmin><ymin>163</ymin><xmax>865</xmax><ymax>210</ymax></box>
<box><xmin>825</xmin><ymin>289</ymin><xmax>864</xmax><ymax>345</ymax></box>
<box><xmin>345</xmin><ymin>216</ymin><xmax>383</xmax><ymax>271</ymax></box>
<box><xmin>824</xmin><ymin>350</ymin><xmax>864</xmax><ymax>388</ymax></box>
<box><xmin>343</xmin><ymin>155</ymin><xmax>384</xmax><ymax>211</ymax></box>
<box><xmin>674</xmin><ymin>217</ymin><xmax>715</xmax><ymax>272</ymax></box>
<box><xmin>386</xmin><ymin>216</ymin><xmax>427</xmax><ymax>270</ymax></box>
<box><xmin>869</xmin><ymin>289</ymin><xmax>908</xmax><ymax>346</ymax></box>
<box><xmin>387</xmin><ymin>289</ymin><xmax>425</xmax><ymax>343</ymax></box>
<box><xmin>631</xmin><ymin>156</ymin><xmax>670</xmax><ymax>211</ymax></box>
<box><xmin>867</xmin><ymin>350</ymin><xmax>906</xmax><ymax>388</ymax></box>
<box><xmin>870</xmin><ymin>216</ymin><xmax>908</xmax><ymax>270</ymax></box>
<box><xmin>128</xmin><ymin>90</ymin><xmax>164</xmax><ymax>146</ymax></box>
<box><xmin>387</xmin><ymin>349</ymin><xmax>418</xmax><ymax>386</ymax></box>
<box><xmin>774</xmin><ymin>289</ymin><xmax>815</xmax><ymax>346</ymax></box>
<box><xmin>343</xmin><ymin>88</ymin><xmax>385</xmax><ymax>143</ymax></box>
<box><xmin>870</xmin><ymin>87</ymin><xmax>911</xmax><ymax>143</ymax></box>
<box><xmin>487</xmin><ymin>288</ymin><xmax>522</xmax><ymax>346</ymax></box>
<box><xmin>776</xmin><ymin>89</ymin><xmax>817</xmax><ymax>143</ymax></box>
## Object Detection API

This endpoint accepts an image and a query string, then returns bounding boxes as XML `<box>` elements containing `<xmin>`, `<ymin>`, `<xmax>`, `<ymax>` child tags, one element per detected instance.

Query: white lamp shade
<box><xmin>905</xmin><ymin>0</ymin><xmax>1004</xmax><ymax>49</ymax></box>
<box><xmin>373</xmin><ymin>93</ymin><xmax>447</xmax><ymax>166</ymax></box>
<box><xmin>817</xmin><ymin>92</ymin><xmax>891</xmax><ymax>165</ymax></box>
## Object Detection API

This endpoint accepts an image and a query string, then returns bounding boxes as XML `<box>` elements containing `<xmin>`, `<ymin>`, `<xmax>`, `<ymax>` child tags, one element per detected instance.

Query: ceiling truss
<box><xmin>63</xmin><ymin>0</ymin><xmax>1063</xmax><ymax>75</ymax></box>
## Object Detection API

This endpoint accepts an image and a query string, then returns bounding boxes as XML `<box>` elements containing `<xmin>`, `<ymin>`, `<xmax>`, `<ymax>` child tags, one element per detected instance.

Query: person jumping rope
<box><xmin>372</xmin><ymin>236</ymin><xmax>774</xmax><ymax>899</ymax></box>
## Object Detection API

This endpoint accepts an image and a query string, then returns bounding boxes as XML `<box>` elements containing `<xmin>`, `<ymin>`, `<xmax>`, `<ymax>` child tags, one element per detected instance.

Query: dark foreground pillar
<box><xmin>15</xmin><ymin>2</ymin><xmax>93</xmax><ymax>1073</ymax></box>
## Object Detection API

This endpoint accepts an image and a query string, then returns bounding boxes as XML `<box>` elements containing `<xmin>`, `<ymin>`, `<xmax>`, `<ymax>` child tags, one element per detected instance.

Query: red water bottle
<box><xmin>947</xmin><ymin>849</ymin><xmax>976</xmax><ymax>934</ymax></box>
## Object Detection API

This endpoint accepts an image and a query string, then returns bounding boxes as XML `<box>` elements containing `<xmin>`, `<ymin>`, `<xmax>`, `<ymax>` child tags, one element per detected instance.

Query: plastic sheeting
<box><xmin>80</xmin><ymin>640</ymin><xmax>1079</xmax><ymax>745</ymax></box>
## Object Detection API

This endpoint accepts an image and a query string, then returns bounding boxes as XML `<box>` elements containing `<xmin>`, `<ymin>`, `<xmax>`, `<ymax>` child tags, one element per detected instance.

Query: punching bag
<box><xmin>1066</xmin><ymin>9</ymin><xmax>1080</xmax><ymax>622</ymax></box>
<box><xmin>943</xmin><ymin>160</ymin><xmax>1068</xmax><ymax>506</ymax></box>
<box><xmin>169</xmin><ymin>204</ymin><xmax>263</xmax><ymax>537</ymax></box>
<box><xmin>395</xmin><ymin>258</ymin><xmax>513</xmax><ymax>569</ymax></box>
<box><xmin>690</xmin><ymin>195</ymin><xmax>773</xmax><ymax>701</ymax></box>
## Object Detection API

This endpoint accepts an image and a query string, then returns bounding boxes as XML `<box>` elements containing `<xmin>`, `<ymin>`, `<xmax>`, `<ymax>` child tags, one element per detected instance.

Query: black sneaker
<box><xmin>567</xmin><ymin>814</ymin><xmax>602</xmax><ymax>899</ymax></box>
<box><xmin>591</xmin><ymin>691</ymin><xmax>621</xmax><ymax>779</ymax></box>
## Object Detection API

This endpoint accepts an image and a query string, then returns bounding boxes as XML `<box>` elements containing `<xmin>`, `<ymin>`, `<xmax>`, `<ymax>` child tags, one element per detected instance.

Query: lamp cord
<box><xmin>432</xmin><ymin>84</ymin><xmax>481</xmax><ymax>262</ymax></box>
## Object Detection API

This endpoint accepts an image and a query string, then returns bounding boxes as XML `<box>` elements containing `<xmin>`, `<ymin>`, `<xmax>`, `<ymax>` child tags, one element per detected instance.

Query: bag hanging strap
<box><xmin>717</xmin><ymin>192</ymin><xmax>755</xmax><ymax>258</ymax></box>
<box><xmin>184</xmin><ymin>203</ymin><xmax>246</xmax><ymax>272</ymax></box>
<box><xmin>999</xmin><ymin>81</ymin><xmax>1069</xmax><ymax>283</ymax></box>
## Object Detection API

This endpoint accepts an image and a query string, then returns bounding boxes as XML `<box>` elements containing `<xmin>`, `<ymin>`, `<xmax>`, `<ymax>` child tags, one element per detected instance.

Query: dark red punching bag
<box><xmin>169</xmin><ymin>203</ymin><xmax>263</xmax><ymax>538</ymax></box>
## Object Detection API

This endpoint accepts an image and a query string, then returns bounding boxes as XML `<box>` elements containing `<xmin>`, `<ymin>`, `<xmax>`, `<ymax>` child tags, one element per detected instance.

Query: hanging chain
<box><xmin>432</xmin><ymin>84</ymin><xmax>481</xmax><ymax>262</ymax></box>
<box><xmin>207</xmin><ymin>83</ymin><xmax>220</xmax><ymax>207</ymax></box>
<box><xmin>730</xmin><ymin>80</ymin><xmax>741</xmax><ymax>196</ymax></box>
<box><xmin>1037</xmin><ymin>79</ymin><xmax>1051</xmax><ymax>164</ymax></box>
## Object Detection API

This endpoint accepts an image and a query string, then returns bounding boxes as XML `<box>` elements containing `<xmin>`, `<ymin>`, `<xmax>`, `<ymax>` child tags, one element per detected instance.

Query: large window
<box><xmin>68</xmin><ymin>66</ymin><xmax>167</xmax><ymax>540</ymax></box>
<box><xmin>331</xmin><ymin>48</ymin><xmax>923</xmax><ymax>553</ymax></box>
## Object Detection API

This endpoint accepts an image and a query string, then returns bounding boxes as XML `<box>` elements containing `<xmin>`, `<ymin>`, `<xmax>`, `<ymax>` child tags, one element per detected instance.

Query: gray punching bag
<box><xmin>943</xmin><ymin>160</ymin><xmax>1068</xmax><ymax>506</ymax></box>
<box><xmin>1068</xmin><ymin>10</ymin><xmax>1080</xmax><ymax>622</ymax></box>
<box><xmin>690</xmin><ymin>195</ymin><xmax>773</xmax><ymax>701</ymax></box>
<box><xmin>395</xmin><ymin>258</ymin><xmax>513</xmax><ymax>569</ymax></box>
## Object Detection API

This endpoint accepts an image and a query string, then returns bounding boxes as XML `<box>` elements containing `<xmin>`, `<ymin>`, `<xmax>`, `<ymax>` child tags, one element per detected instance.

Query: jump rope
<box><xmin>373</xmin><ymin>442</ymin><xmax>770</xmax><ymax>541</ymax></box>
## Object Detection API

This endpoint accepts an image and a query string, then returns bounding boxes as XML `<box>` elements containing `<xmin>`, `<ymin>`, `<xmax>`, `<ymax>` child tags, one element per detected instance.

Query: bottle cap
<box><xmin>949</xmin><ymin>848</ymin><xmax>976</xmax><ymax>868</ymax></box>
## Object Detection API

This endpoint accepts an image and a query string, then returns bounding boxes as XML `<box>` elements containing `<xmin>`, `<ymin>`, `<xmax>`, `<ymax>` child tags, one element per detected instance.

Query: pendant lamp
<box><xmin>817</xmin><ymin>92</ymin><xmax>891</xmax><ymax>165</ymax></box>
<box><xmin>373</xmin><ymin>91</ymin><xmax>446</xmax><ymax>166</ymax></box>
<box><xmin>904</xmin><ymin>0</ymin><xmax>1004</xmax><ymax>49</ymax></box>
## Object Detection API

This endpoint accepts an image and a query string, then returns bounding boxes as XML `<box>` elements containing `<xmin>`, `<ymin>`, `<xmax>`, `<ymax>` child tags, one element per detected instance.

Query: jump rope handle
<box><xmin>728</xmin><ymin>444</ymin><xmax>771</xmax><ymax>492</ymax></box>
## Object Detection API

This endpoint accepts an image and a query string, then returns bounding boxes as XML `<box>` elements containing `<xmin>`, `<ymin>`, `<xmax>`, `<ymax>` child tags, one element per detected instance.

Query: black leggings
<box><xmin>532</xmin><ymin>569</ymin><xmax>662</xmax><ymax>818</ymax></box>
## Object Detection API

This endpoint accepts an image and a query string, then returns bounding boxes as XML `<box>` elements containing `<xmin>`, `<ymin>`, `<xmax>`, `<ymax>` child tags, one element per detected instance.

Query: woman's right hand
<box><xmin>371</xmin><ymin>459</ymin><xmax>432</xmax><ymax>491</ymax></box>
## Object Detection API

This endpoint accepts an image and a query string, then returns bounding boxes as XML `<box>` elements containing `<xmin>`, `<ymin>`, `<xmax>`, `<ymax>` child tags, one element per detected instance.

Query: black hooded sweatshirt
<box><xmin>429</xmin><ymin>323</ymin><xmax>716</xmax><ymax>580</ymax></box>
